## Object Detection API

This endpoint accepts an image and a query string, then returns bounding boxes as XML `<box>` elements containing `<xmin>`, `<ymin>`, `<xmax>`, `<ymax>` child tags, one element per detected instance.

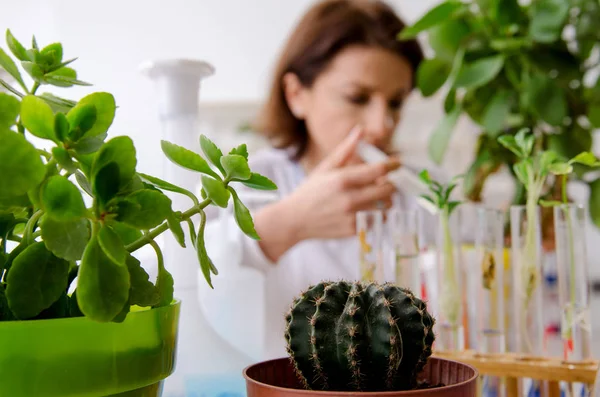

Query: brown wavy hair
<box><xmin>253</xmin><ymin>0</ymin><xmax>424</xmax><ymax>159</ymax></box>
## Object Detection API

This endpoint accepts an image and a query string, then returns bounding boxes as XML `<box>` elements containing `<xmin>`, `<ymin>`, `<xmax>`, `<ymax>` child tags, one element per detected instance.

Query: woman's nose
<box><xmin>363</xmin><ymin>104</ymin><xmax>395</xmax><ymax>142</ymax></box>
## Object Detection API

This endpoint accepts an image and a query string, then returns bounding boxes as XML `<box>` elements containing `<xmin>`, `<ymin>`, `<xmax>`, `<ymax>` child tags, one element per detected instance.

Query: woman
<box><xmin>204</xmin><ymin>0</ymin><xmax>425</xmax><ymax>360</ymax></box>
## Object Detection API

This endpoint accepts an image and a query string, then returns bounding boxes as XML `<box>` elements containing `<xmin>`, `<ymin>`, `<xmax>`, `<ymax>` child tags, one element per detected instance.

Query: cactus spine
<box><xmin>285</xmin><ymin>281</ymin><xmax>435</xmax><ymax>392</ymax></box>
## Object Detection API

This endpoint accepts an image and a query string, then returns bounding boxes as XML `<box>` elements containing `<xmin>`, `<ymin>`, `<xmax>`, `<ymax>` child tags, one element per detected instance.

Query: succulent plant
<box><xmin>284</xmin><ymin>280</ymin><xmax>435</xmax><ymax>392</ymax></box>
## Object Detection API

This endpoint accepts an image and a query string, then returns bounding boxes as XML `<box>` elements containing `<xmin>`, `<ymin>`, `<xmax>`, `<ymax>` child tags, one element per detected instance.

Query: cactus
<box><xmin>284</xmin><ymin>280</ymin><xmax>435</xmax><ymax>392</ymax></box>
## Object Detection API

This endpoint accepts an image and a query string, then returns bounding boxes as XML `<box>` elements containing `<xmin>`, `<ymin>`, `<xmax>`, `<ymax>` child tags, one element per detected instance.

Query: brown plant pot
<box><xmin>243</xmin><ymin>357</ymin><xmax>478</xmax><ymax>396</ymax></box>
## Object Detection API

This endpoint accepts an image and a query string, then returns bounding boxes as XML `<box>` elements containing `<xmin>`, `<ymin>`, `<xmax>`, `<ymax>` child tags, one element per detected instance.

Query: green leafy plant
<box><xmin>497</xmin><ymin>127</ymin><xmax>598</xmax><ymax>351</ymax></box>
<box><xmin>0</xmin><ymin>30</ymin><xmax>277</xmax><ymax>323</ymax></box>
<box><xmin>418</xmin><ymin>170</ymin><xmax>463</xmax><ymax>343</ymax></box>
<box><xmin>285</xmin><ymin>280</ymin><xmax>435</xmax><ymax>391</ymax></box>
<box><xmin>399</xmin><ymin>0</ymin><xmax>600</xmax><ymax>233</ymax></box>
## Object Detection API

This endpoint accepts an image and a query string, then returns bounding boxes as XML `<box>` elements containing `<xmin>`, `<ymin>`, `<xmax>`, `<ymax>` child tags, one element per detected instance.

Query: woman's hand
<box><xmin>254</xmin><ymin>128</ymin><xmax>398</xmax><ymax>262</ymax></box>
<box><xmin>286</xmin><ymin>128</ymin><xmax>399</xmax><ymax>240</ymax></box>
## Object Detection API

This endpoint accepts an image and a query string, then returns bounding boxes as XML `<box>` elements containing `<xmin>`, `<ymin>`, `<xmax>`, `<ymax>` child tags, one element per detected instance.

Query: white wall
<box><xmin>1</xmin><ymin>0</ymin><xmax>443</xmax><ymax>178</ymax></box>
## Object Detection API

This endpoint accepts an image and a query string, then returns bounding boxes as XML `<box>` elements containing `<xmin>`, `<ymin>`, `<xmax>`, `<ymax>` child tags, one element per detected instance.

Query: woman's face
<box><xmin>285</xmin><ymin>45</ymin><xmax>413</xmax><ymax>166</ymax></box>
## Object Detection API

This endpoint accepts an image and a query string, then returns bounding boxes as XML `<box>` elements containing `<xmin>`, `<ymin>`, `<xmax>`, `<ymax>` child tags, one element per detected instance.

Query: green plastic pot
<box><xmin>0</xmin><ymin>300</ymin><xmax>181</xmax><ymax>397</ymax></box>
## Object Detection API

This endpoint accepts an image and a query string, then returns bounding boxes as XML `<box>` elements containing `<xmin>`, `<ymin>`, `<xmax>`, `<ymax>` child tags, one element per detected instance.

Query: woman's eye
<box><xmin>389</xmin><ymin>99</ymin><xmax>403</xmax><ymax>109</ymax></box>
<box><xmin>347</xmin><ymin>95</ymin><xmax>369</xmax><ymax>105</ymax></box>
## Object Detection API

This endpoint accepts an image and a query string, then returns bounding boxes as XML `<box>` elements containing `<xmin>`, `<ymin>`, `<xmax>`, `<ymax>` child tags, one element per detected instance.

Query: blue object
<box><xmin>183</xmin><ymin>373</ymin><xmax>247</xmax><ymax>397</ymax></box>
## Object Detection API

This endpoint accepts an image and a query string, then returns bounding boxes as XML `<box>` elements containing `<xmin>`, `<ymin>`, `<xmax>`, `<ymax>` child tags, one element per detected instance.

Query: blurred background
<box><xmin>2</xmin><ymin>1</ymin><xmax>600</xmax><ymax>396</ymax></box>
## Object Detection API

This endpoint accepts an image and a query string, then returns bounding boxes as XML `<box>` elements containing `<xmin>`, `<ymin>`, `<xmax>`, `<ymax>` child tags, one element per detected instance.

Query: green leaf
<box><xmin>92</xmin><ymin>135</ymin><xmax>137</xmax><ymax>189</ymax></box>
<box><xmin>416</xmin><ymin>58</ymin><xmax>451</xmax><ymax>97</ymax></box>
<box><xmin>548</xmin><ymin>162</ymin><xmax>573</xmax><ymax>175</ymax></box>
<box><xmin>51</xmin><ymin>147</ymin><xmax>76</xmax><ymax>172</ymax></box>
<box><xmin>228</xmin><ymin>187</ymin><xmax>260</xmax><ymax>240</ymax></box>
<box><xmin>587</xmin><ymin>104</ymin><xmax>600</xmax><ymax>128</ymax></box>
<box><xmin>167</xmin><ymin>211</ymin><xmax>186</xmax><ymax>248</ymax></box>
<box><xmin>0</xmin><ymin>92</ymin><xmax>20</xmax><ymax>128</ymax></box>
<box><xmin>529</xmin><ymin>0</ymin><xmax>569</xmax><ymax>43</ymax></box>
<box><xmin>34</xmin><ymin>291</ymin><xmax>70</xmax><ymax>320</ymax></box>
<box><xmin>54</xmin><ymin>112</ymin><xmax>69</xmax><ymax>142</ymax></box>
<box><xmin>6</xmin><ymin>242</ymin><xmax>69</xmax><ymax>319</ymax></box>
<box><xmin>187</xmin><ymin>219</ymin><xmax>197</xmax><ymax>247</ymax></box>
<box><xmin>41</xmin><ymin>175</ymin><xmax>87</xmax><ymax>221</ymax></box>
<box><xmin>75</xmin><ymin>170</ymin><xmax>94</xmax><ymax>196</ymax></box>
<box><xmin>498</xmin><ymin>135</ymin><xmax>522</xmax><ymax>157</ymax></box>
<box><xmin>126</xmin><ymin>254</ymin><xmax>159</xmax><ymax>307</ymax></box>
<box><xmin>71</xmin><ymin>134</ymin><xmax>106</xmax><ymax>154</ymax></box>
<box><xmin>41</xmin><ymin>216</ymin><xmax>89</xmax><ymax>261</ymax></box>
<box><xmin>196</xmin><ymin>215</ymin><xmax>214</xmax><ymax>288</ymax></box>
<box><xmin>0</xmin><ymin>129</ymin><xmax>45</xmax><ymax>198</ymax></box>
<box><xmin>155</xmin><ymin>266</ymin><xmax>174</xmax><ymax>308</ymax></box>
<box><xmin>66</xmin><ymin>103</ymin><xmax>97</xmax><ymax>140</ymax></box>
<box><xmin>540</xmin><ymin>150</ymin><xmax>560</xmax><ymax>171</ymax></box>
<box><xmin>588</xmin><ymin>178</ymin><xmax>600</xmax><ymax>229</ymax></box>
<box><xmin>93</xmin><ymin>162</ymin><xmax>120</xmax><ymax>205</ymax></box>
<box><xmin>44</xmin><ymin>75</ymin><xmax>92</xmax><ymax>87</ymax></box>
<box><xmin>44</xmin><ymin>67</ymin><xmax>78</xmax><ymax>87</ymax></box>
<box><xmin>444</xmin><ymin>88</ymin><xmax>456</xmax><ymax>114</ymax></box>
<box><xmin>454</xmin><ymin>56</ymin><xmax>505</xmax><ymax>89</ymax></box>
<box><xmin>46</xmin><ymin>58</ymin><xmax>77</xmax><ymax>74</ymax></box>
<box><xmin>539</xmin><ymin>199</ymin><xmax>562</xmax><ymax>207</ymax></box>
<box><xmin>239</xmin><ymin>172</ymin><xmax>278</xmax><ymax>190</ymax></box>
<box><xmin>151</xmin><ymin>242</ymin><xmax>173</xmax><ymax>307</ymax></box>
<box><xmin>21</xmin><ymin>61</ymin><xmax>43</xmax><ymax>81</ymax></box>
<box><xmin>109</xmin><ymin>222</ymin><xmax>142</xmax><ymax>246</ymax></box>
<box><xmin>110</xmin><ymin>301</ymin><xmax>130</xmax><ymax>323</ymax></box>
<box><xmin>0</xmin><ymin>287</ymin><xmax>16</xmax><ymax>321</ymax></box>
<box><xmin>68</xmin><ymin>290</ymin><xmax>84</xmax><ymax>317</ymax></box>
<box><xmin>569</xmin><ymin>152</ymin><xmax>600</xmax><ymax>167</ymax></box>
<box><xmin>515</xmin><ymin>128</ymin><xmax>534</xmax><ymax>157</ymax></box>
<box><xmin>398</xmin><ymin>1</ymin><xmax>463</xmax><ymax>39</ymax></box>
<box><xmin>200</xmin><ymin>134</ymin><xmax>225</xmax><ymax>175</ymax></box>
<box><xmin>221</xmin><ymin>154</ymin><xmax>251</xmax><ymax>180</ymax></box>
<box><xmin>20</xmin><ymin>95</ymin><xmax>56</xmax><ymax>141</ymax></box>
<box><xmin>160</xmin><ymin>140</ymin><xmax>220</xmax><ymax>179</ymax></box>
<box><xmin>493</xmin><ymin>0</ymin><xmax>523</xmax><ymax>27</ymax></box>
<box><xmin>68</xmin><ymin>93</ymin><xmax>116</xmax><ymax>138</ymax></box>
<box><xmin>77</xmin><ymin>232</ymin><xmax>130</xmax><ymax>322</ymax></box>
<box><xmin>482</xmin><ymin>90</ymin><xmax>511</xmax><ymax>136</ymax></box>
<box><xmin>229</xmin><ymin>144</ymin><xmax>249</xmax><ymax>159</ymax></box>
<box><xmin>0</xmin><ymin>47</ymin><xmax>26</xmax><ymax>90</ymax></box>
<box><xmin>0</xmin><ymin>78</ymin><xmax>23</xmax><ymax>98</ymax></box>
<box><xmin>528</xmin><ymin>75</ymin><xmax>567</xmax><ymax>126</ymax></box>
<box><xmin>418</xmin><ymin>169</ymin><xmax>432</xmax><ymax>185</ymax></box>
<box><xmin>98</xmin><ymin>225</ymin><xmax>127</xmax><ymax>267</ymax></box>
<box><xmin>513</xmin><ymin>160</ymin><xmax>532</xmax><ymax>186</ymax></box>
<box><xmin>428</xmin><ymin>105</ymin><xmax>461</xmax><ymax>164</ymax></box>
<box><xmin>40</xmin><ymin>43</ymin><xmax>63</xmax><ymax>65</ymax></box>
<box><xmin>38</xmin><ymin>93</ymin><xmax>76</xmax><ymax>113</ymax></box>
<box><xmin>115</xmin><ymin>189</ymin><xmax>172</xmax><ymax>230</ymax></box>
<box><xmin>6</xmin><ymin>30</ymin><xmax>28</xmax><ymax>62</ymax></box>
<box><xmin>137</xmin><ymin>172</ymin><xmax>199</xmax><ymax>204</ymax></box>
<box><xmin>447</xmin><ymin>200</ymin><xmax>461</xmax><ymax>215</ymax></box>
<box><xmin>201</xmin><ymin>176</ymin><xmax>230</xmax><ymax>208</ymax></box>
<box><xmin>427</xmin><ymin>18</ymin><xmax>470</xmax><ymax>63</ymax></box>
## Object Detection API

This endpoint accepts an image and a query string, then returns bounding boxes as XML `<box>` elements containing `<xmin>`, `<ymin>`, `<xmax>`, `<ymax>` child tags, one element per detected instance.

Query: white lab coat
<box><xmin>203</xmin><ymin>146</ymin><xmax>439</xmax><ymax>360</ymax></box>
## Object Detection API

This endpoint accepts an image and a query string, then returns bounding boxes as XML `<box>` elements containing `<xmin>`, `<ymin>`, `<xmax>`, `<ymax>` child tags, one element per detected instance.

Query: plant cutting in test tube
<box><xmin>538</xmin><ymin>152</ymin><xmax>600</xmax><ymax>355</ymax></box>
<box><xmin>498</xmin><ymin>128</ymin><xmax>598</xmax><ymax>353</ymax></box>
<box><xmin>418</xmin><ymin>169</ymin><xmax>463</xmax><ymax>348</ymax></box>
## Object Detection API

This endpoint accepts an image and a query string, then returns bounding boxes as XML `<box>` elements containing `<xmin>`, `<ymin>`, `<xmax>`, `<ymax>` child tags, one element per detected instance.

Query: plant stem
<box><xmin>148</xmin><ymin>239</ymin><xmax>165</xmax><ymax>272</ymax></box>
<box><xmin>24</xmin><ymin>210</ymin><xmax>44</xmax><ymax>245</ymax></box>
<box><xmin>31</xmin><ymin>82</ymin><xmax>40</xmax><ymax>95</ymax></box>
<box><xmin>125</xmin><ymin>198</ymin><xmax>211</xmax><ymax>252</ymax></box>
